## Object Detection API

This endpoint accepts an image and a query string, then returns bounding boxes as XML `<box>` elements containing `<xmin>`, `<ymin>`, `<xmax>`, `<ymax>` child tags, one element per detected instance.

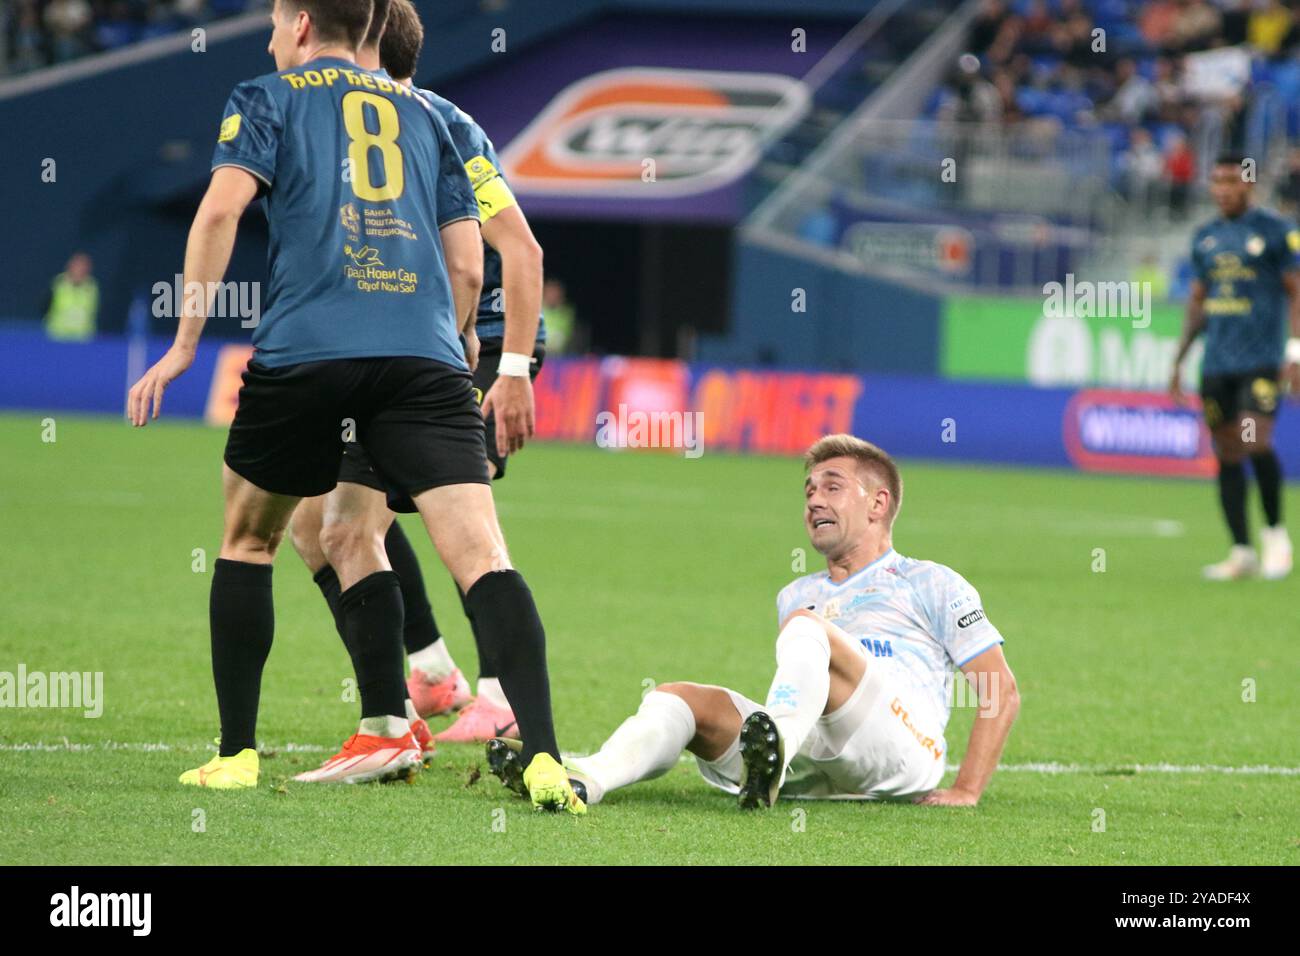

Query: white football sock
<box><xmin>567</xmin><ymin>690</ymin><xmax>696</xmax><ymax>804</ymax></box>
<box><xmin>764</xmin><ymin>615</ymin><xmax>831</xmax><ymax>765</ymax></box>
<box><xmin>408</xmin><ymin>640</ymin><xmax>455</xmax><ymax>681</ymax></box>
<box><xmin>404</xmin><ymin>698</ymin><xmax>420</xmax><ymax>723</ymax></box>
<box><xmin>476</xmin><ymin>677</ymin><xmax>510</xmax><ymax>710</ymax></box>
<box><xmin>358</xmin><ymin>715</ymin><xmax>411</xmax><ymax>739</ymax></box>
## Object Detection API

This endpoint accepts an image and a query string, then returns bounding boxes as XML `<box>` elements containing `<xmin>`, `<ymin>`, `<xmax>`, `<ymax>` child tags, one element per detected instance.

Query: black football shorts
<box><xmin>334</xmin><ymin>341</ymin><xmax>546</xmax><ymax>510</ymax></box>
<box><xmin>1199</xmin><ymin>366</ymin><xmax>1281</xmax><ymax>430</ymax></box>
<box><xmin>224</xmin><ymin>356</ymin><xmax>489</xmax><ymax>502</ymax></box>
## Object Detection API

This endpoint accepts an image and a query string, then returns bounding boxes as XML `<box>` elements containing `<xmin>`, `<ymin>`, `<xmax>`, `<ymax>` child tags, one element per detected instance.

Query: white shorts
<box><xmin>696</xmin><ymin>655</ymin><xmax>947</xmax><ymax>801</ymax></box>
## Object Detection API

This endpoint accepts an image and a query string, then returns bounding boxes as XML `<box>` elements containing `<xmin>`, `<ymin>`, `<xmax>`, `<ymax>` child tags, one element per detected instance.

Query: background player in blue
<box><xmin>490</xmin><ymin>435</ymin><xmax>1021</xmax><ymax>809</ymax></box>
<box><xmin>126</xmin><ymin>0</ymin><xmax>583</xmax><ymax>813</ymax></box>
<box><xmin>284</xmin><ymin>0</ymin><xmax>548</xmax><ymax>757</ymax></box>
<box><xmin>1170</xmin><ymin>155</ymin><xmax>1300</xmax><ymax>581</ymax></box>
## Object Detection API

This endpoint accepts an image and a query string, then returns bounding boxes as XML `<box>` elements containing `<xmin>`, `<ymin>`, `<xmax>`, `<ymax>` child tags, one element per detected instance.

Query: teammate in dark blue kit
<box><xmin>1170</xmin><ymin>155</ymin><xmax>1300</xmax><ymax>581</ymax></box>
<box><xmin>127</xmin><ymin>0</ymin><xmax>582</xmax><ymax>812</ymax></box>
<box><xmin>285</xmin><ymin>0</ymin><xmax>548</xmax><ymax>752</ymax></box>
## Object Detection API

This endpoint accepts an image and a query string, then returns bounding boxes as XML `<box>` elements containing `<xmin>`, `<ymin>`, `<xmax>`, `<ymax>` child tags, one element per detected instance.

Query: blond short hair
<box><xmin>804</xmin><ymin>434</ymin><xmax>902</xmax><ymax>525</ymax></box>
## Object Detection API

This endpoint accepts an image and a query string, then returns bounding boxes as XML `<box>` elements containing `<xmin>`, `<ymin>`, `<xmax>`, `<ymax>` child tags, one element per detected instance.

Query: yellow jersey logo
<box><xmin>219</xmin><ymin>114</ymin><xmax>242</xmax><ymax>143</ymax></box>
<box><xmin>464</xmin><ymin>155</ymin><xmax>517</xmax><ymax>222</ymax></box>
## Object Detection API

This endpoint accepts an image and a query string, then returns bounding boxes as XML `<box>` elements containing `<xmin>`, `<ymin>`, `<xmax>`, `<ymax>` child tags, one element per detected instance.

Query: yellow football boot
<box><xmin>522</xmin><ymin>751</ymin><xmax>586</xmax><ymax>815</ymax></box>
<box><xmin>179</xmin><ymin>748</ymin><xmax>258</xmax><ymax>789</ymax></box>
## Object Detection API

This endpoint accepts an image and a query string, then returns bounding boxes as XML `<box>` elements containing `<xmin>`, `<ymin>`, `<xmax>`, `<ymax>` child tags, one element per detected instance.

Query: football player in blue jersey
<box><xmin>488</xmin><ymin>435</ymin><xmax>1021</xmax><ymax>809</ymax></box>
<box><xmin>1170</xmin><ymin>155</ymin><xmax>1300</xmax><ymax>580</ymax></box>
<box><xmin>285</xmin><ymin>0</ymin><xmax>547</xmax><ymax>758</ymax></box>
<box><xmin>127</xmin><ymin>0</ymin><xmax>582</xmax><ymax>813</ymax></box>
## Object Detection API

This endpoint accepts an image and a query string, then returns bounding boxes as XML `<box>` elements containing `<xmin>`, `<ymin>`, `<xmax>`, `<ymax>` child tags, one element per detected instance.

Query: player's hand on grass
<box><xmin>127</xmin><ymin>345</ymin><xmax>195</xmax><ymax>426</ymax></box>
<box><xmin>914</xmin><ymin>787</ymin><xmax>979</xmax><ymax>807</ymax></box>
<box><xmin>482</xmin><ymin>374</ymin><xmax>534</xmax><ymax>458</ymax></box>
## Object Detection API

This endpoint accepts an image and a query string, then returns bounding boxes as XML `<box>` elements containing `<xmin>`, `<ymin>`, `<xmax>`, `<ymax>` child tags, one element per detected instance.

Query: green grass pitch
<box><xmin>1</xmin><ymin>412</ymin><xmax>1297</xmax><ymax>865</ymax></box>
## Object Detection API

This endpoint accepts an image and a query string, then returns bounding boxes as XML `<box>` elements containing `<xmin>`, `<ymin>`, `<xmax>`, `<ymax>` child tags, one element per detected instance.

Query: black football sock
<box><xmin>383</xmin><ymin>522</ymin><xmax>442</xmax><ymax>656</ymax></box>
<box><xmin>312</xmin><ymin>565</ymin><xmax>344</xmax><ymax>631</ymax></box>
<box><xmin>339</xmin><ymin>571</ymin><xmax>407</xmax><ymax>721</ymax></box>
<box><xmin>464</xmin><ymin>570</ymin><xmax>557</xmax><ymax>764</ymax></box>
<box><xmin>317</xmin><ymin>564</ymin><xmax>416</xmax><ymax>710</ymax></box>
<box><xmin>210</xmin><ymin>559</ymin><xmax>274</xmax><ymax>756</ymax></box>
<box><xmin>458</xmin><ymin>585</ymin><xmax>497</xmax><ymax>680</ymax></box>
<box><xmin>1217</xmin><ymin>460</ymin><xmax>1250</xmax><ymax>546</ymax></box>
<box><xmin>1251</xmin><ymin>450</ymin><xmax>1283</xmax><ymax>527</ymax></box>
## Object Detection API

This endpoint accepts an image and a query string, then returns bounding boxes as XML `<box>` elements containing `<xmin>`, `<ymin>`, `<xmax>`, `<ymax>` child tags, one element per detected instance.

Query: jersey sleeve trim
<box><xmin>437</xmin><ymin>213</ymin><xmax>481</xmax><ymax>229</ymax></box>
<box><xmin>211</xmin><ymin>161</ymin><xmax>273</xmax><ymax>189</ymax></box>
<box><xmin>954</xmin><ymin>638</ymin><xmax>1004</xmax><ymax>668</ymax></box>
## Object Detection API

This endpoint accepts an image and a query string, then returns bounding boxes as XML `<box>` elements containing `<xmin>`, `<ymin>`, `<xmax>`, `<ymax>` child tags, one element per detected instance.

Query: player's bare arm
<box><xmin>480</xmin><ymin>204</ymin><xmax>544</xmax><ymax>458</ymax></box>
<box><xmin>441</xmin><ymin>217</ymin><xmax>483</xmax><ymax>341</ymax></box>
<box><xmin>916</xmin><ymin>644</ymin><xmax>1019</xmax><ymax>807</ymax></box>
<box><xmin>1169</xmin><ymin>278</ymin><xmax>1207</xmax><ymax>403</ymax></box>
<box><xmin>127</xmin><ymin>166</ymin><xmax>258</xmax><ymax>426</ymax></box>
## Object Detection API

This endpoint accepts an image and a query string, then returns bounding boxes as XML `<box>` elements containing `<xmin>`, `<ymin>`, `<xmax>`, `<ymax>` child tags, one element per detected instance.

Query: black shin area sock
<box><xmin>1251</xmin><ymin>450</ymin><xmax>1283</xmax><ymax>527</ymax></box>
<box><xmin>339</xmin><ymin>571</ymin><xmax>407</xmax><ymax>721</ymax></box>
<box><xmin>1218</xmin><ymin>460</ymin><xmax>1250</xmax><ymax>546</ymax></box>
<box><xmin>463</xmin><ymin>570</ymin><xmax>557</xmax><ymax>764</ymax></box>
<box><xmin>312</xmin><ymin>565</ymin><xmax>343</xmax><ymax>632</ymax></box>
<box><xmin>383</xmin><ymin>522</ymin><xmax>442</xmax><ymax>656</ymax></box>
<box><xmin>458</xmin><ymin>585</ymin><xmax>497</xmax><ymax>680</ymax></box>
<box><xmin>210</xmin><ymin>559</ymin><xmax>274</xmax><ymax>756</ymax></box>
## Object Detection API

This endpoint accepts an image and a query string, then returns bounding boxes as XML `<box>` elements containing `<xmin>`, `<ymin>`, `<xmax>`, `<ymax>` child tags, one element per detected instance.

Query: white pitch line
<box><xmin>984</xmin><ymin>761</ymin><xmax>1300</xmax><ymax>776</ymax></box>
<box><xmin>0</xmin><ymin>740</ymin><xmax>329</xmax><ymax>753</ymax></box>
<box><xmin>2</xmin><ymin>742</ymin><xmax>1297</xmax><ymax>775</ymax></box>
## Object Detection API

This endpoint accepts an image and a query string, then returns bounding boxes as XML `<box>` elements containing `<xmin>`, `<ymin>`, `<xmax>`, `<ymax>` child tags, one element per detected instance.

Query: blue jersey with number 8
<box><xmin>212</xmin><ymin>57</ymin><xmax>479</xmax><ymax>369</ymax></box>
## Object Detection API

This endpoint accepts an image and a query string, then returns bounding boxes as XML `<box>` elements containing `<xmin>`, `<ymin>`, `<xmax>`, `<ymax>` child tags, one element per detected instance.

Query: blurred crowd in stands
<box><xmin>0</xmin><ymin>0</ymin><xmax>263</xmax><ymax>74</ymax></box>
<box><xmin>934</xmin><ymin>0</ymin><xmax>1300</xmax><ymax>218</ymax></box>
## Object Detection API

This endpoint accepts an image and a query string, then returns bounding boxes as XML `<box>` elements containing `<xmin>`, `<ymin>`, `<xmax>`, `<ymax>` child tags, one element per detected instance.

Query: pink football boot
<box><xmin>433</xmin><ymin>698</ymin><xmax>519</xmax><ymax>744</ymax></box>
<box><xmin>406</xmin><ymin>667</ymin><xmax>472</xmax><ymax>718</ymax></box>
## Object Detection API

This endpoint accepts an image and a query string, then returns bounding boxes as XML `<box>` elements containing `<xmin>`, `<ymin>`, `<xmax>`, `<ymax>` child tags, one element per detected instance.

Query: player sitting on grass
<box><xmin>488</xmin><ymin>434</ymin><xmax>1021</xmax><ymax>808</ymax></box>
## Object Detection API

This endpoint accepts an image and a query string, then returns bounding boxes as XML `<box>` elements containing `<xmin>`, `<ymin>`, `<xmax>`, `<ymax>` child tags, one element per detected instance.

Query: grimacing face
<box><xmin>1209</xmin><ymin>163</ymin><xmax>1251</xmax><ymax>218</ymax></box>
<box><xmin>803</xmin><ymin>456</ymin><xmax>887</xmax><ymax>557</ymax></box>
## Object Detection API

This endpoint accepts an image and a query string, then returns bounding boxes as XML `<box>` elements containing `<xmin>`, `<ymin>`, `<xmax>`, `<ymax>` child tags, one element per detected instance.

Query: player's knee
<box><xmin>288</xmin><ymin>519</ymin><xmax>324</xmax><ymax>567</ymax></box>
<box><xmin>779</xmin><ymin>607</ymin><xmax>820</xmax><ymax>629</ymax></box>
<box><xmin>657</xmin><ymin>682</ymin><xmax>734</xmax><ymax>753</ymax></box>
<box><xmin>655</xmin><ymin>682</ymin><xmax>717</xmax><ymax>723</ymax></box>
<box><xmin>448</xmin><ymin>544</ymin><xmax>514</xmax><ymax>593</ymax></box>
<box><xmin>775</xmin><ymin>612</ymin><xmax>830</xmax><ymax>660</ymax></box>
<box><xmin>318</xmin><ymin>518</ymin><xmax>383</xmax><ymax>568</ymax></box>
<box><xmin>220</xmin><ymin>527</ymin><xmax>282</xmax><ymax>563</ymax></box>
<box><xmin>656</xmin><ymin>681</ymin><xmax>698</xmax><ymax>700</ymax></box>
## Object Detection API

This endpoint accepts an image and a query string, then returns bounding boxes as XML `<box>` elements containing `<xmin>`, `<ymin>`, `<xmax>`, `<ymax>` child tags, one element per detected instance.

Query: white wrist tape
<box><xmin>1287</xmin><ymin>338</ymin><xmax>1300</xmax><ymax>364</ymax></box>
<box><xmin>498</xmin><ymin>351</ymin><xmax>532</xmax><ymax>377</ymax></box>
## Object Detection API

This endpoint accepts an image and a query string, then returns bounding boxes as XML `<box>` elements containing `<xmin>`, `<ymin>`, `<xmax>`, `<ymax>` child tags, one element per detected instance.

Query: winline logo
<box><xmin>50</xmin><ymin>886</ymin><xmax>151</xmax><ymax>936</ymax></box>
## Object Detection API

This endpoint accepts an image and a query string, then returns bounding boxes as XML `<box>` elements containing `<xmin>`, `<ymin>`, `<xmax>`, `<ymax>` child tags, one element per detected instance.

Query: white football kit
<box><xmin>697</xmin><ymin>548</ymin><xmax>1005</xmax><ymax>800</ymax></box>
